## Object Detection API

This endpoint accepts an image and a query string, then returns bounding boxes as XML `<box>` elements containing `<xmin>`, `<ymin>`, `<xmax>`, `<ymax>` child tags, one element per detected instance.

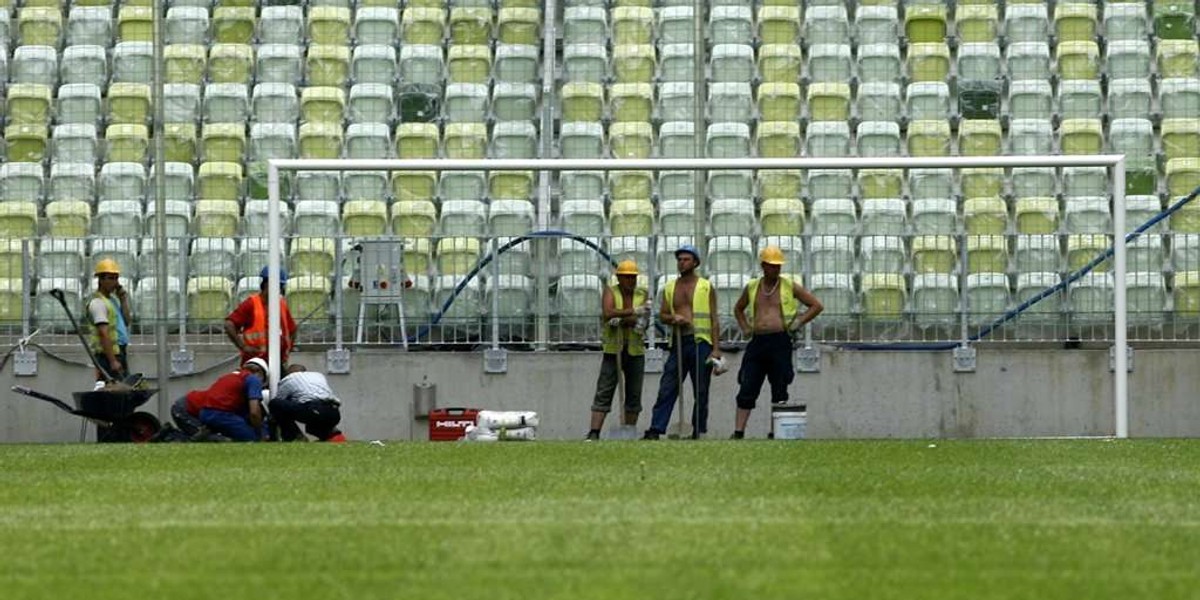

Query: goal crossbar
<box><xmin>266</xmin><ymin>155</ymin><xmax>1130</xmax><ymax>438</ymax></box>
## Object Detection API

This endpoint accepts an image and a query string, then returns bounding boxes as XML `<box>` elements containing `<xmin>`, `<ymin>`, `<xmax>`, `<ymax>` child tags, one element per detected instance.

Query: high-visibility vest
<box><xmin>86</xmin><ymin>292</ymin><xmax>120</xmax><ymax>354</ymax></box>
<box><xmin>747</xmin><ymin>276</ymin><xmax>798</xmax><ymax>332</ymax></box>
<box><xmin>242</xmin><ymin>294</ymin><xmax>291</xmax><ymax>358</ymax></box>
<box><xmin>601</xmin><ymin>284</ymin><xmax>647</xmax><ymax>356</ymax></box>
<box><xmin>664</xmin><ymin>277</ymin><xmax>713</xmax><ymax>346</ymax></box>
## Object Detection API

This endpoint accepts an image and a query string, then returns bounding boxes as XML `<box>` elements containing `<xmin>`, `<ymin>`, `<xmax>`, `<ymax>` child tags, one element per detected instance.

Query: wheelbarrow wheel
<box><xmin>126</xmin><ymin>412</ymin><xmax>162</xmax><ymax>444</ymax></box>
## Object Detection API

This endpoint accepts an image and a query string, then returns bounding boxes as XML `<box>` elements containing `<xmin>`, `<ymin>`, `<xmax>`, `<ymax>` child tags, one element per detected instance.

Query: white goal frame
<box><xmin>268</xmin><ymin>155</ymin><xmax>1130</xmax><ymax>438</ymax></box>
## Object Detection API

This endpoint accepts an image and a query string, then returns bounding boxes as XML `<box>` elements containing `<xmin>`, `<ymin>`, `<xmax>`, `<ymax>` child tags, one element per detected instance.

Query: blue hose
<box><xmin>837</xmin><ymin>184</ymin><xmax>1200</xmax><ymax>351</ymax></box>
<box><xmin>405</xmin><ymin>230</ymin><xmax>618</xmax><ymax>344</ymax></box>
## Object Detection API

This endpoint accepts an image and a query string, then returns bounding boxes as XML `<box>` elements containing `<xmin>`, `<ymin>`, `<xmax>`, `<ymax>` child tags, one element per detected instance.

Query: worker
<box><xmin>585</xmin><ymin>260</ymin><xmax>650</xmax><ymax>441</ymax></box>
<box><xmin>86</xmin><ymin>259</ymin><xmax>132</xmax><ymax>386</ymax></box>
<box><xmin>225</xmin><ymin>266</ymin><xmax>297</xmax><ymax>367</ymax></box>
<box><xmin>171</xmin><ymin>358</ymin><xmax>271</xmax><ymax>442</ymax></box>
<box><xmin>270</xmin><ymin>364</ymin><xmax>347</xmax><ymax>442</ymax></box>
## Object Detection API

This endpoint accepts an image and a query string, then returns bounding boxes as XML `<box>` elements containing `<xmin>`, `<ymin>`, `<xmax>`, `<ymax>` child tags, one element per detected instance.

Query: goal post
<box><xmin>267</xmin><ymin>155</ymin><xmax>1130</xmax><ymax>438</ymax></box>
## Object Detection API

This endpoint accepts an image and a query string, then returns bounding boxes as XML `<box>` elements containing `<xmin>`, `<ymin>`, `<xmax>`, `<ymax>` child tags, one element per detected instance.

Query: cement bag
<box><xmin>476</xmin><ymin>410</ymin><xmax>539</xmax><ymax>429</ymax></box>
<box><xmin>462</xmin><ymin>425</ymin><xmax>499</xmax><ymax>442</ymax></box>
<box><xmin>497</xmin><ymin>426</ymin><xmax>537</xmax><ymax>441</ymax></box>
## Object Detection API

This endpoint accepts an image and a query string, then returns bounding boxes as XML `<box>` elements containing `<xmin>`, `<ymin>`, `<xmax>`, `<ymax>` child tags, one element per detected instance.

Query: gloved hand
<box><xmin>607</xmin><ymin>318</ymin><xmax>622</xmax><ymax>328</ymax></box>
<box><xmin>708</xmin><ymin>356</ymin><xmax>729</xmax><ymax>376</ymax></box>
<box><xmin>633</xmin><ymin>302</ymin><xmax>652</xmax><ymax>317</ymax></box>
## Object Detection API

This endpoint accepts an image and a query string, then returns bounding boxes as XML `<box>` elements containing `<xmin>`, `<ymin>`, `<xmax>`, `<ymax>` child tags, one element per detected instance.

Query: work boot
<box><xmin>324</xmin><ymin>432</ymin><xmax>347</xmax><ymax>443</ymax></box>
<box><xmin>642</xmin><ymin>429</ymin><xmax>661</xmax><ymax>440</ymax></box>
<box><xmin>584</xmin><ymin>430</ymin><xmax>600</xmax><ymax>442</ymax></box>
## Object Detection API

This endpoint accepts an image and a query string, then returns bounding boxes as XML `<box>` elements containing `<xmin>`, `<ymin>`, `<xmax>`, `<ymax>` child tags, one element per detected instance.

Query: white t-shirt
<box><xmin>88</xmin><ymin>296</ymin><xmax>112</xmax><ymax>325</ymax></box>
<box><xmin>275</xmin><ymin>372</ymin><xmax>340</xmax><ymax>405</ymax></box>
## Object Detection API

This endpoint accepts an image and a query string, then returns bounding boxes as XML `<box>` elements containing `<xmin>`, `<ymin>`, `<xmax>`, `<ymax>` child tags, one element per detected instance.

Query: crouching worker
<box><xmin>270</xmin><ymin>364</ymin><xmax>346</xmax><ymax>442</ymax></box>
<box><xmin>171</xmin><ymin>358</ymin><xmax>271</xmax><ymax>442</ymax></box>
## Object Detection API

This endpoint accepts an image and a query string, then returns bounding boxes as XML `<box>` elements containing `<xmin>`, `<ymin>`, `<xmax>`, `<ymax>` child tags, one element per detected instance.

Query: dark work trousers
<box><xmin>735</xmin><ymin>332</ymin><xmax>795</xmax><ymax>409</ymax></box>
<box><xmin>591</xmin><ymin>350</ymin><xmax>645</xmax><ymax>415</ymax></box>
<box><xmin>649</xmin><ymin>335</ymin><xmax>713</xmax><ymax>435</ymax></box>
<box><xmin>270</xmin><ymin>398</ymin><xmax>341</xmax><ymax>441</ymax></box>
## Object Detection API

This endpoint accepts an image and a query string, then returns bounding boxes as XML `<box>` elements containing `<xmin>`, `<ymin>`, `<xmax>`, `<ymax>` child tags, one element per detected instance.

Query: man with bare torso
<box><xmin>643</xmin><ymin>244</ymin><xmax>722</xmax><ymax>440</ymax></box>
<box><xmin>729</xmin><ymin>246</ymin><xmax>823</xmax><ymax>439</ymax></box>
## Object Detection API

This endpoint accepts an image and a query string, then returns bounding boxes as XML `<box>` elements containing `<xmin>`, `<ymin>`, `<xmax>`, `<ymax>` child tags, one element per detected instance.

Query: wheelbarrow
<box><xmin>11</xmin><ymin>385</ymin><xmax>162</xmax><ymax>443</ymax></box>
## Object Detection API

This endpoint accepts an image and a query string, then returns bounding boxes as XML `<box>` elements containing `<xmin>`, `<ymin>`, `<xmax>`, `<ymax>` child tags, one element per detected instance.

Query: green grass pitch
<box><xmin>1</xmin><ymin>440</ymin><xmax>1198</xmax><ymax>599</ymax></box>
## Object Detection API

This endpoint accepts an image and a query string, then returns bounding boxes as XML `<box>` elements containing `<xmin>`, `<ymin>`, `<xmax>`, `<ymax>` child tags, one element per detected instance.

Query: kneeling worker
<box><xmin>271</xmin><ymin>364</ymin><xmax>346</xmax><ymax>442</ymax></box>
<box><xmin>730</xmin><ymin>246</ymin><xmax>823</xmax><ymax>439</ymax></box>
<box><xmin>172</xmin><ymin>358</ymin><xmax>271</xmax><ymax>442</ymax></box>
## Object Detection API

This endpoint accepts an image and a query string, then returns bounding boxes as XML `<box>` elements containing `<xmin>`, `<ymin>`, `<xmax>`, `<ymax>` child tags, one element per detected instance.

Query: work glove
<box><xmin>633</xmin><ymin>302</ymin><xmax>652</xmax><ymax>317</ymax></box>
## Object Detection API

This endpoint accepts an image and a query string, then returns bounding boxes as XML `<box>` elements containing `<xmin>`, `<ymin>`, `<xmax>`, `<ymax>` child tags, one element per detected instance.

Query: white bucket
<box><xmin>772</xmin><ymin>411</ymin><xmax>807</xmax><ymax>440</ymax></box>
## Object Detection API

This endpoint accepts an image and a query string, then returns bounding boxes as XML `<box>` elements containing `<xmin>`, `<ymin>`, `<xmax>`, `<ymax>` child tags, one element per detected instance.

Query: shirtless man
<box><xmin>644</xmin><ymin>244</ymin><xmax>722</xmax><ymax>440</ymax></box>
<box><xmin>729</xmin><ymin>246</ymin><xmax>823</xmax><ymax>439</ymax></box>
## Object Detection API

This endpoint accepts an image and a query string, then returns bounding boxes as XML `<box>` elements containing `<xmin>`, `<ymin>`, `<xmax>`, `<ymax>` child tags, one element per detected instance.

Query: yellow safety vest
<box><xmin>664</xmin><ymin>277</ymin><xmax>713</xmax><ymax>346</ymax></box>
<box><xmin>86</xmin><ymin>292</ymin><xmax>118</xmax><ymax>355</ymax></box>
<box><xmin>747</xmin><ymin>276</ymin><xmax>798</xmax><ymax>332</ymax></box>
<box><xmin>601</xmin><ymin>285</ymin><xmax>647</xmax><ymax>356</ymax></box>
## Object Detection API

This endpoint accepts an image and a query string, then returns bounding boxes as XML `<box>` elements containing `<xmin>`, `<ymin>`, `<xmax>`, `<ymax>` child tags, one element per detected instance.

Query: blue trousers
<box><xmin>199</xmin><ymin>407</ymin><xmax>267</xmax><ymax>442</ymax></box>
<box><xmin>649</xmin><ymin>335</ymin><xmax>713</xmax><ymax>435</ymax></box>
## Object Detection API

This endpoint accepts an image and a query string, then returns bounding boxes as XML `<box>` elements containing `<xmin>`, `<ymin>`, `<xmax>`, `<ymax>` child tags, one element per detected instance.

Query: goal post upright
<box><xmin>268</xmin><ymin>154</ymin><xmax>1130</xmax><ymax>438</ymax></box>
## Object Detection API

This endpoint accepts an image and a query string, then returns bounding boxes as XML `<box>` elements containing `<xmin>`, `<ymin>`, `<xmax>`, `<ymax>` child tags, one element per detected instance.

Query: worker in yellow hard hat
<box><xmin>87</xmin><ymin>259</ymin><xmax>132</xmax><ymax>385</ymax></box>
<box><xmin>586</xmin><ymin>259</ymin><xmax>651</xmax><ymax>441</ymax></box>
<box><xmin>728</xmin><ymin>245</ymin><xmax>823</xmax><ymax>439</ymax></box>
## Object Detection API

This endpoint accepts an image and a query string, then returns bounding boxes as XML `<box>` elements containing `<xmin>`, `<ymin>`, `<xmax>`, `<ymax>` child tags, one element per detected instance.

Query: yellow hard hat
<box><xmin>759</xmin><ymin>246</ymin><xmax>785</xmax><ymax>266</ymax></box>
<box><xmin>615</xmin><ymin>260</ymin><xmax>639</xmax><ymax>276</ymax></box>
<box><xmin>94</xmin><ymin>258</ymin><xmax>121</xmax><ymax>275</ymax></box>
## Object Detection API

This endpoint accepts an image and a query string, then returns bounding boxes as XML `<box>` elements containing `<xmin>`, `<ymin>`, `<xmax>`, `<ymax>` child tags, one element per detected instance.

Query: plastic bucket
<box><xmin>772</xmin><ymin>410</ymin><xmax>807</xmax><ymax>440</ymax></box>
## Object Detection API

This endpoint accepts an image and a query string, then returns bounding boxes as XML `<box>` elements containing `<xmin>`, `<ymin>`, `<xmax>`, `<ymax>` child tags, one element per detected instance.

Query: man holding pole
<box><xmin>729</xmin><ymin>246</ymin><xmax>823</xmax><ymax>439</ymax></box>
<box><xmin>644</xmin><ymin>245</ymin><xmax>722</xmax><ymax>440</ymax></box>
<box><xmin>586</xmin><ymin>260</ymin><xmax>651</xmax><ymax>441</ymax></box>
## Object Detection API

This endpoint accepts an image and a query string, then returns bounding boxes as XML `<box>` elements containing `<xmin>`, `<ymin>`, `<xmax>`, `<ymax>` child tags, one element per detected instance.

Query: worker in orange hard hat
<box><xmin>87</xmin><ymin>259</ymin><xmax>132</xmax><ymax>385</ymax></box>
<box><xmin>728</xmin><ymin>245</ymin><xmax>823</xmax><ymax>439</ymax></box>
<box><xmin>586</xmin><ymin>259</ymin><xmax>651</xmax><ymax>441</ymax></box>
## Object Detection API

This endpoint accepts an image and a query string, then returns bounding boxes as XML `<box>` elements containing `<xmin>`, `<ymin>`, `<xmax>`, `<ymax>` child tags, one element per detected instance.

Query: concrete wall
<box><xmin>3</xmin><ymin>346</ymin><xmax>1197</xmax><ymax>442</ymax></box>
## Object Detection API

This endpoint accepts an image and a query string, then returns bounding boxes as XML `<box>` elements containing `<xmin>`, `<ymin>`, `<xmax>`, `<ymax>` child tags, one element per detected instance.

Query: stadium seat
<box><xmin>1009</xmin><ymin>119</ymin><xmax>1053</xmax><ymax>156</ymax></box>
<box><xmin>358</xmin><ymin>7</ymin><xmax>402</xmax><ymax>46</ymax></box>
<box><xmin>810</xmin><ymin>235</ymin><xmax>855</xmax><ymax>273</ymax></box>
<box><xmin>861</xmin><ymin>273</ymin><xmax>907</xmax><ymax>322</ymax></box>
<box><xmin>858</xmin><ymin>43</ymin><xmax>901</xmax><ymax>84</ymax></box>
<box><xmin>436</xmin><ymin>237</ymin><xmax>481</xmax><ymax>276</ymax></box>
<box><xmin>807</xmin><ymin>44</ymin><xmax>851</xmax><ymax>83</ymax></box>
<box><xmin>861</xmin><ymin>199</ymin><xmax>905</xmax><ymax>235</ymax></box>
<box><xmin>907</xmin><ymin>43</ymin><xmax>949</xmax><ymax>82</ymax></box>
<box><xmin>309</xmin><ymin>6</ymin><xmax>351</xmax><ymax>45</ymax></box>
<box><xmin>67</xmin><ymin>7</ymin><xmax>112</xmax><ymax>47</ymax></box>
<box><xmin>289</xmin><ymin>237</ymin><xmax>337</xmax><ymax>277</ymax></box>
<box><xmin>912</xmin><ymin>198</ymin><xmax>957</xmax><ymax>235</ymax></box>
<box><xmin>18</xmin><ymin>8</ymin><xmax>62</xmax><ymax>49</ymax></box>
<box><xmin>257</xmin><ymin>44</ymin><xmax>302</xmax><ymax>85</ymax></box>
<box><xmin>494</xmin><ymin>44</ymin><xmax>539</xmax><ymax>84</ymax></box>
<box><xmin>1104</xmin><ymin>3</ymin><xmax>1148</xmax><ymax>42</ymax></box>
<box><xmin>260</xmin><ymin>6</ymin><xmax>304</xmax><ymax>45</ymax></box>
<box><xmin>912</xmin><ymin>235</ymin><xmax>957</xmax><ymax>274</ymax></box>
<box><xmin>563</xmin><ymin>44</ymin><xmax>607</xmax><ymax>83</ymax></box>
<box><xmin>757</xmin><ymin>44</ymin><xmax>800</xmax><ymax>84</ymax></box>
<box><xmin>0</xmin><ymin>202</ymin><xmax>38</xmax><ymax>239</ymax></box>
<box><xmin>45</xmin><ymin>200</ymin><xmax>90</xmax><ymax>238</ymax></box>
<box><xmin>1068</xmin><ymin>272</ymin><xmax>1113</xmax><ymax>327</ymax></box>
<box><xmin>1007</xmin><ymin>80</ymin><xmax>1052</xmax><ymax>120</ymax></box>
<box><xmin>959</xmin><ymin>120</ymin><xmax>1001</xmax><ymax>156</ymax></box>
<box><xmin>564</xmin><ymin>7</ymin><xmax>606</xmax><ymax>45</ymax></box>
<box><xmin>963</xmin><ymin>198</ymin><xmax>1007</xmax><ymax>236</ymax></box>
<box><xmin>855</xmin><ymin>6</ymin><xmax>897</xmax><ymax>46</ymax></box>
<box><xmin>445</xmin><ymin>45</ymin><xmax>489</xmax><ymax>86</ymax></box>
<box><xmin>860</xmin><ymin>235</ymin><xmax>905</xmax><ymax>274</ymax></box>
<box><xmin>706</xmin><ymin>236</ymin><xmax>754</xmax><ymax>275</ymax></box>
<box><xmin>1107</xmin><ymin>79</ymin><xmax>1152</xmax><ymax>121</ymax></box>
<box><xmin>808</xmin><ymin>273</ymin><xmax>855</xmax><ymax>327</ymax></box>
<box><xmin>906</xmin><ymin>83</ymin><xmax>949</xmax><ymax>121</ymax></box>
<box><xmin>1162</xmin><ymin>119</ymin><xmax>1200</xmax><ymax>162</ymax></box>
<box><xmin>905</xmin><ymin>3</ymin><xmax>947</xmax><ymax>43</ymax></box>
<box><xmin>610</xmin><ymin>83</ymin><xmax>652</xmax><ymax>123</ymax></box>
<box><xmin>856</xmin><ymin>82</ymin><xmax>901</xmax><ymax>123</ymax></box>
<box><xmin>965</xmin><ymin>236</ymin><xmax>1008</xmax><ymax>274</ymax></box>
<box><xmin>1157</xmin><ymin>40</ymin><xmax>1199</xmax><ymax>80</ymax></box>
<box><xmin>402</xmin><ymin>7</ymin><xmax>446</xmax><ymax>45</ymax></box>
<box><xmin>1160</xmin><ymin>79</ymin><xmax>1200</xmax><ymax>121</ymax></box>
<box><xmin>38</xmin><ymin>239</ymin><xmax>85</xmax><ymax>280</ymax></box>
<box><xmin>658</xmin><ymin>82</ymin><xmax>696</xmax><ymax>121</ymax></box>
<box><xmin>1060</xmin><ymin>119</ymin><xmax>1104</xmax><ymax>155</ymax></box>
<box><xmin>307</xmin><ymin>44</ymin><xmax>351</xmax><ymax>88</ymax></box>
<box><xmin>352</xmin><ymin>44</ymin><xmax>398</xmax><ymax>86</ymax></box>
<box><xmin>760</xmin><ymin>5</ymin><xmax>801</xmax><ymax>45</ymax></box>
<box><xmin>1006</xmin><ymin>42</ymin><xmax>1050</xmax><ymax>83</ymax></box>
<box><xmin>186</xmin><ymin>276</ymin><xmax>232</xmax><ymax>331</ymax></box>
<box><xmin>658</xmin><ymin>199</ymin><xmax>694</xmax><ymax>236</ymax></box>
<box><xmin>1173</xmin><ymin>271</ymin><xmax>1200</xmax><ymax>319</ymax></box>
<box><xmin>957</xmin><ymin>4</ymin><xmax>998</xmax><ymax>43</ymax></box>
<box><xmin>911</xmin><ymin>273</ymin><xmax>958</xmax><ymax>329</ymax></box>
<box><xmin>907</xmin><ymin>120</ymin><xmax>950</xmax><ymax>156</ymax></box>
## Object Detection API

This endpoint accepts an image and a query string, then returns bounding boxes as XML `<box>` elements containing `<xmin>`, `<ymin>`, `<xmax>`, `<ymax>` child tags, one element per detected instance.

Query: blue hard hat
<box><xmin>675</xmin><ymin>244</ymin><xmax>701</xmax><ymax>263</ymax></box>
<box><xmin>260</xmin><ymin>266</ymin><xmax>288</xmax><ymax>284</ymax></box>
